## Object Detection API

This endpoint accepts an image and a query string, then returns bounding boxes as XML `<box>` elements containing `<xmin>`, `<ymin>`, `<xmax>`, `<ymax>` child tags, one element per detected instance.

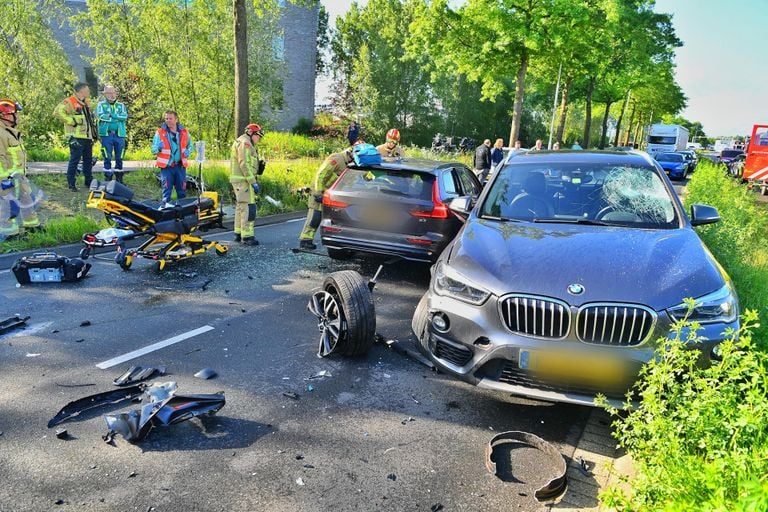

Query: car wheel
<box><xmin>310</xmin><ymin>271</ymin><xmax>376</xmax><ymax>357</ymax></box>
<box><xmin>411</xmin><ymin>292</ymin><xmax>430</xmax><ymax>349</ymax></box>
<box><xmin>327</xmin><ymin>247</ymin><xmax>354</xmax><ymax>260</ymax></box>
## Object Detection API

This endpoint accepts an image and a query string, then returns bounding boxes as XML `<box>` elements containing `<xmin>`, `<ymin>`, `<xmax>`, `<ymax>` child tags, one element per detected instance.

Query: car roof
<box><xmin>506</xmin><ymin>149</ymin><xmax>655</xmax><ymax>167</ymax></box>
<box><xmin>349</xmin><ymin>157</ymin><xmax>463</xmax><ymax>174</ymax></box>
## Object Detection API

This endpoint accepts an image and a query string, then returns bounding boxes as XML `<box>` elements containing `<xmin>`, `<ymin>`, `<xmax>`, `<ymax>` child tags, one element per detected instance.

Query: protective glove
<box><xmin>183</xmin><ymin>149</ymin><xmax>190</xmax><ymax>158</ymax></box>
<box><xmin>252</xmin><ymin>182</ymin><xmax>260</xmax><ymax>194</ymax></box>
<box><xmin>73</xmin><ymin>114</ymin><xmax>84</xmax><ymax>127</ymax></box>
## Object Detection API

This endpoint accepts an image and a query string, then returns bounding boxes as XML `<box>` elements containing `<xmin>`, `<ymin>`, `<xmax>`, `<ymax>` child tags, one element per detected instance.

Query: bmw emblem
<box><xmin>567</xmin><ymin>283</ymin><xmax>585</xmax><ymax>295</ymax></box>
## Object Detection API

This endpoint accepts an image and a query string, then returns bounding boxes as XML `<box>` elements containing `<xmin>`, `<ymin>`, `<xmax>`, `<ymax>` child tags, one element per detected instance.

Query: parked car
<box><xmin>654</xmin><ymin>152</ymin><xmax>691</xmax><ymax>180</ymax></box>
<box><xmin>679</xmin><ymin>149</ymin><xmax>699</xmax><ymax>171</ymax></box>
<box><xmin>320</xmin><ymin>158</ymin><xmax>482</xmax><ymax>261</ymax></box>
<box><xmin>719</xmin><ymin>149</ymin><xmax>744</xmax><ymax>165</ymax></box>
<box><xmin>412</xmin><ymin>150</ymin><xmax>739</xmax><ymax>407</ymax></box>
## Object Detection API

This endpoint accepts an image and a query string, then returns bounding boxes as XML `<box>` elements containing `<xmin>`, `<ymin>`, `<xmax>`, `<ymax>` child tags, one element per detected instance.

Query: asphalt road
<box><xmin>0</xmin><ymin>219</ymin><xmax>593</xmax><ymax>512</ymax></box>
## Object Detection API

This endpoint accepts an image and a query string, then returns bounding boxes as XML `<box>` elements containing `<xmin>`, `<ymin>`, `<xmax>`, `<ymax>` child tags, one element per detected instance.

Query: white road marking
<box><xmin>285</xmin><ymin>218</ymin><xmax>304</xmax><ymax>223</ymax></box>
<box><xmin>0</xmin><ymin>269</ymin><xmax>10</xmax><ymax>274</ymax></box>
<box><xmin>96</xmin><ymin>325</ymin><xmax>215</xmax><ymax>369</ymax></box>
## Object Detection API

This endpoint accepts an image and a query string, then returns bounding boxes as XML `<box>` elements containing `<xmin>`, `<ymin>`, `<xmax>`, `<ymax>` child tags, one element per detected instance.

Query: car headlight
<box><xmin>433</xmin><ymin>261</ymin><xmax>491</xmax><ymax>305</ymax></box>
<box><xmin>667</xmin><ymin>284</ymin><xmax>738</xmax><ymax>324</ymax></box>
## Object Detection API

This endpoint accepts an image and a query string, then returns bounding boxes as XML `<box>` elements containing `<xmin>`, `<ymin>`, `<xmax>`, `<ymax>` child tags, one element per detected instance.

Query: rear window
<box><xmin>649</xmin><ymin>136</ymin><xmax>677</xmax><ymax>144</ymax></box>
<box><xmin>721</xmin><ymin>150</ymin><xmax>743</xmax><ymax>157</ymax></box>
<box><xmin>655</xmin><ymin>153</ymin><xmax>683</xmax><ymax>162</ymax></box>
<box><xmin>335</xmin><ymin>168</ymin><xmax>434</xmax><ymax>201</ymax></box>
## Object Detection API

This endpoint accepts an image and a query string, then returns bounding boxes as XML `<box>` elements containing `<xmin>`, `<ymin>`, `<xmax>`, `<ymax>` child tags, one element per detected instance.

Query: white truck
<box><xmin>714</xmin><ymin>139</ymin><xmax>735</xmax><ymax>153</ymax></box>
<box><xmin>647</xmin><ymin>124</ymin><xmax>689</xmax><ymax>155</ymax></box>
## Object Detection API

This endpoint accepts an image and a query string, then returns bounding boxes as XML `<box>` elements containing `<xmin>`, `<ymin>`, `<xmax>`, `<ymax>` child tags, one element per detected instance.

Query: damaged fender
<box><xmin>48</xmin><ymin>385</ymin><xmax>145</xmax><ymax>428</ymax></box>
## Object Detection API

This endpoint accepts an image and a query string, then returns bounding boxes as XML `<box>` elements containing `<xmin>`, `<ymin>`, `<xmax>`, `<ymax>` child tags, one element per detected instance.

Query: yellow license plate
<box><xmin>519</xmin><ymin>349</ymin><xmax>628</xmax><ymax>386</ymax></box>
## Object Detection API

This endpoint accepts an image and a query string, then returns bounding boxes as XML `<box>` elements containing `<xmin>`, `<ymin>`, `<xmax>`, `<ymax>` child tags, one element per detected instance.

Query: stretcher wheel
<box><xmin>115</xmin><ymin>251</ymin><xmax>132</xmax><ymax>271</ymax></box>
<box><xmin>79</xmin><ymin>247</ymin><xmax>91</xmax><ymax>260</ymax></box>
<box><xmin>215</xmin><ymin>244</ymin><xmax>228</xmax><ymax>256</ymax></box>
<box><xmin>153</xmin><ymin>260</ymin><xmax>167</xmax><ymax>273</ymax></box>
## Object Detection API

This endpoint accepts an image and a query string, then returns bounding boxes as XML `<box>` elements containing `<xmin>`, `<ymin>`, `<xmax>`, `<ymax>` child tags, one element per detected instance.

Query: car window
<box><xmin>456</xmin><ymin>167</ymin><xmax>481</xmax><ymax>197</ymax></box>
<box><xmin>721</xmin><ymin>150</ymin><xmax>743</xmax><ymax>157</ymax></box>
<box><xmin>756</xmin><ymin>128</ymin><xmax>768</xmax><ymax>147</ymax></box>
<box><xmin>441</xmin><ymin>171</ymin><xmax>460</xmax><ymax>197</ymax></box>
<box><xmin>655</xmin><ymin>153</ymin><xmax>683</xmax><ymax>162</ymax></box>
<box><xmin>480</xmin><ymin>162</ymin><xmax>678</xmax><ymax>228</ymax></box>
<box><xmin>335</xmin><ymin>169</ymin><xmax>434</xmax><ymax>201</ymax></box>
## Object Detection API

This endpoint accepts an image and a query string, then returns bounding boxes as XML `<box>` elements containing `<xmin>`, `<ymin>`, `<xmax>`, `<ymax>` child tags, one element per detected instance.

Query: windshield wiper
<box><xmin>532</xmin><ymin>218</ymin><xmax>611</xmax><ymax>226</ymax></box>
<box><xmin>480</xmin><ymin>214</ymin><xmax>523</xmax><ymax>222</ymax></box>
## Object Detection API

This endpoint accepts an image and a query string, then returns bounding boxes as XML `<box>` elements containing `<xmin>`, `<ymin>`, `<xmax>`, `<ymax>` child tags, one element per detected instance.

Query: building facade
<box><xmin>53</xmin><ymin>0</ymin><xmax>317</xmax><ymax>131</ymax></box>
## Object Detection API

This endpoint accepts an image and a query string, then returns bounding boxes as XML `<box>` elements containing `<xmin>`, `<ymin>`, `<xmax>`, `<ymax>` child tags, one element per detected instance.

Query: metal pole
<box><xmin>547</xmin><ymin>61</ymin><xmax>563</xmax><ymax>149</ymax></box>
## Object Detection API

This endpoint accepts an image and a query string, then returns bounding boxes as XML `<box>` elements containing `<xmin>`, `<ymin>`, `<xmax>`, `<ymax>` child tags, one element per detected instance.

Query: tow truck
<box><xmin>734</xmin><ymin>124</ymin><xmax>768</xmax><ymax>194</ymax></box>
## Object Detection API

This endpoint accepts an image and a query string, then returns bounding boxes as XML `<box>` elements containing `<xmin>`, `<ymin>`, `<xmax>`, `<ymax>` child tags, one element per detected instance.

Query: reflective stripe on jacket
<box><xmin>154</xmin><ymin>126</ymin><xmax>191</xmax><ymax>168</ymax></box>
<box><xmin>53</xmin><ymin>96</ymin><xmax>95</xmax><ymax>140</ymax></box>
<box><xmin>229</xmin><ymin>134</ymin><xmax>258</xmax><ymax>184</ymax></box>
<box><xmin>0</xmin><ymin>125</ymin><xmax>25</xmax><ymax>178</ymax></box>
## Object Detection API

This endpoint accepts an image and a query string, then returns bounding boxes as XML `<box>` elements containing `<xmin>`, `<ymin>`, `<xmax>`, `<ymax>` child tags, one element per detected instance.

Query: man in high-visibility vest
<box><xmin>151</xmin><ymin>110</ymin><xmax>194</xmax><ymax>206</ymax></box>
<box><xmin>229</xmin><ymin>123</ymin><xmax>265</xmax><ymax>246</ymax></box>
<box><xmin>298</xmin><ymin>146</ymin><xmax>355</xmax><ymax>250</ymax></box>
<box><xmin>54</xmin><ymin>82</ymin><xmax>97</xmax><ymax>191</ymax></box>
<box><xmin>0</xmin><ymin>99</ymin><xmax>41</xmax><ymax>239</ymax></box>
<box><xmin>96</xmin><ymin>85</ymin><xmax>128</xmax><ymax>182</ymax></box>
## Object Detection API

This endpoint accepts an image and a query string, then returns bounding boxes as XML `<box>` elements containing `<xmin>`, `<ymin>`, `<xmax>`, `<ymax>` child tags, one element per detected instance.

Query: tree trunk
<box><xmin>613</xmin><ymin>90</ymin><xmax>630</xmax><ymax>147</ymax></box>
<box><xmin>555</xmin><ymin>76</ymin><xmax>572</xmax><ymax>144</ymax></box>
<box><xmin>624</xmin><ymin>103</ymin><xmax>636</xmax><ymax>146</ymax></box>
<box><xmin>234</xmin><ymin>0</ymin><xmax>249</xmax><ymax>137</ymax></box>
<box><xmin>508</xmin><ymin>49</ymin><xmax>529</xmax><ymax>147</ymax></box>
<box><xmin>582</xmin><ymin>76</ymin><xmax>595</xmax><ymax>148</ymax></box>
<box><xmin>599</xmin><ymin>100</ymin><xmax>613</xmax><ymax>149</ymax></box>
<box><xmin>636</xmin><ymin>112</ymin><xmax>647</xmax><ymax>149</ymax></box>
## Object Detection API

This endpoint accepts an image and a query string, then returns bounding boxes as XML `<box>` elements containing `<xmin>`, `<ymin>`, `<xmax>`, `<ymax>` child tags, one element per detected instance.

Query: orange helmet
<box><xmin>245</xmin><ymin>123</ymin><xmax>264</xmax><ymax>137</ymax></box>
<box><xmin>386</xmin><ymin>128</ymin><xmax>400</xmax><ymax>143</ymax></box>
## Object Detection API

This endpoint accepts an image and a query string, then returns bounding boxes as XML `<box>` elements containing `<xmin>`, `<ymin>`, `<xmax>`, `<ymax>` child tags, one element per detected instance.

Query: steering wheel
<box><xmin>595</xmin><ymin>206</ymin><xmax>642</xmax><ymax>222</ymax></box>
<box><xmin>508</xmin><ymin>193</ymin><xmax>552</xmax><ymax>218</ymax></box>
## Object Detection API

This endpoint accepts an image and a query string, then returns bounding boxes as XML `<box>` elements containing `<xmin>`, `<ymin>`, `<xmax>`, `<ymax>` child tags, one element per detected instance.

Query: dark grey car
<box><xmin>412</xmin><ymin>150</ymin><xmax>739</xmax><ymax>407</ymax></box>
<box><xmin>320</xmin><ymin>159</ymin><xmax>482</xmax><ymax>261</ymax></box>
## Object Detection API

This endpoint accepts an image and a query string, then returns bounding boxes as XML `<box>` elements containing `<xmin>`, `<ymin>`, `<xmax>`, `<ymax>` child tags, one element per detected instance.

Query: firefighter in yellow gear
<box><xmin>229</xmin><ymin>123</ymin><xmax>264</xmax><ymax>246</ymax></box>
<box><xmin>376</xmin><ymin>128</ymin><xmax>404</xmax><ymax>158</ymax></box>
<box><xmin>0</xmin><ymin>99</ymin><xmax>41</xmax><ymax>239</ymax></box>
<box><xmin>298</xmin><ymin>147</ymin><xmax>355</xmax><ymax>250</ymax></box>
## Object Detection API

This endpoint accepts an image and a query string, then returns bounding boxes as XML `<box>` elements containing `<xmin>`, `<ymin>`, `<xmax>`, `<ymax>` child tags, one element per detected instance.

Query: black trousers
<box><xmin>67</xmin><ymin>137</ymin><xmax>93</xmax><ymax>188</ymax></box>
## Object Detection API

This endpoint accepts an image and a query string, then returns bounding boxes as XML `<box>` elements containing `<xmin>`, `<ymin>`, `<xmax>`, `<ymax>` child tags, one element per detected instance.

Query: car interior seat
<box><xmin>503</xmin><ymin>172</ymin><xmax>555</xmax><ymax>218</ymax></box>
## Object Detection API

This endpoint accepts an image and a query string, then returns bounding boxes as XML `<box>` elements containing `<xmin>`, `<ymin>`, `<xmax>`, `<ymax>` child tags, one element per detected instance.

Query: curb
<box><xmin>0</xmin><ymin>210</ymin><xmax>307</xmax><ymax>270</ymax></box>
<box><xmin>550</xmin><ymin>408</ymin><xmax>633</xmax><ymax>511</ymax></box>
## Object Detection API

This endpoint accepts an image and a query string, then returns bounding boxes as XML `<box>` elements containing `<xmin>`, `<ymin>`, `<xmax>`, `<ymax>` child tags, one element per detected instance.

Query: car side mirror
<box><xmin>690</xmin><ymin>204</ymin><xmax>720</xmax><ymax>226</ymax></box>
<box><xmin>448</xmin><ymin>196</ymin><xmax>472</xmax><ymax>221</ymax></box>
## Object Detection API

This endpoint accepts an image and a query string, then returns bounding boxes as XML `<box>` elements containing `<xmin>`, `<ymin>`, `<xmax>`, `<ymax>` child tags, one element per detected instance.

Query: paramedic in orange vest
<box><xmin>151</xmin><ymin>110</ymin><xmax>194</xmax><ymax>206</ymax></box>
<box><xmin>53</xmin><ymin>82</ymin><xmax>98</xmax><ymax>191</ymax></box>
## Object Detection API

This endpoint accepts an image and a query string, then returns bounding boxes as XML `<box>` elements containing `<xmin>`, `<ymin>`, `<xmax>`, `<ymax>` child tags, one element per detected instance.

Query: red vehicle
<box><xmin>741</xmin><ymin>124</ymin><xmax>768</xmax><ymax>194</ymax></box>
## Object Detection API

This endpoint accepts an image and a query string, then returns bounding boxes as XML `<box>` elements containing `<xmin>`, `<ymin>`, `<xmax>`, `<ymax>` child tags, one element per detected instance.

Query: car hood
<box><xmin>447</xmin><ymin>218</ymin><xmax>726</xmax><ymax>310</ymax></box>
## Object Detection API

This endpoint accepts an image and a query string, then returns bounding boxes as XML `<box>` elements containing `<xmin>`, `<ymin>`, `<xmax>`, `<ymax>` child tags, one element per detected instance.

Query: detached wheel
<box><xmin>327</xmin><ymin>247</ymin><xmax>353</xmax><ymax>260</ymax></box>
<box><xmin>79</xmin><ymin>247</ymin><xmax>91</xmax><ymax>260</ymax></box>
<box><xmin>308</xmin><ymin>270</ymin><xmax>376</xmax><ymax>357</ymax></box>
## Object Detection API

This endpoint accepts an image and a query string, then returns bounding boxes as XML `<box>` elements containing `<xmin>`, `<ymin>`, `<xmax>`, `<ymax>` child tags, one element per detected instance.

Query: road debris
<box><xmin>577</xmin><ymin>456</ymin><xmax>592</xmax><ymax>477</ymax></box>
<box><xmin>79</xmin><ymin>320</ymin><xmax>92</xmax><ymax>327</ymax></box>
<box><xmin>485</xmin><ymin>431</ymin><xmax>567</xmax><ymax>502</ymax></box>
<box><xmin>296</xmin><ymin>477</ymin><xmax>305</xmax><ymax>486</ymax></box>
<box><xmin>56</xmin><ymin>383</ymin><xmax>96</xmax><ymax>388</ymax></box>
<box><xmin>282</xmin><ymin>392</ymin><xmax>300</xmax><ymax>400</ymax></box>
<box><xmin>55</xmin><ymin>429</ymin><xmax>69</xmax><ymax>440</ymax></box>
<box><xmin>194</xmin><ymin>368</ymin><xmax>217</xmax><ymax>380</ymax></box>
<box><xmin>401</xmin><ymin>417</ymin><xmax>415</xmax><ymax>425</ymax></box>
<box><xmin>103</xmin><ymin>382</ymin><xmax>225</xmax><ymax>443</ymax></box>
<box><xmin>387</xmin><ymin>473</ymin><xmax>397</xmax><ymax>481</ymax></box>
<box><xmin>0</xmin><ymin>315</ymin><xmax>30</xmax><ymax>335</ymax></box>
<box><xmin>113</xmin><ymin>365</ymin><xmax>167</xmax><ymax>386</ymax></box>
<box><xmin>48</xmin><ymin>385</ymin><xmax>146</xmax><ymax>428</ymax></box>
<box><xmin>307</xmin><ymin>370</ymin><xmax>333</xmax><ymax>380</ymax></box>
<box><xmin>431</xmin><ymin>504</ymin><xmax>444</xmax><ymax>512</ymax></box>
<box><xmin>410</xmin><ymin>394</ymin><xmax>420</xmax><ymax>404</ymax></box>
<box><xmin>385</xmin><ymin>339</ymin><xmax>435</xmax><ymax>370</ymax></box>
<box><xmin>25</xmin><ymin>353</ymin><xmax>41</xmax><ymax>357</ymax></box>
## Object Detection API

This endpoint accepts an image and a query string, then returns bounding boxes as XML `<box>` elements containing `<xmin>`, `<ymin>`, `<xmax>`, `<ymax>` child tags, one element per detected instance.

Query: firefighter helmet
<box><xmin>386</xmin><ymin>128</ymin><xmax>401</xmax><ymax>143</ymax></box>
<box><xmin>245</xmin><ymin>123</ymin><xmax>264</xmax><ymax>137</ymax></box>
<box><xmin>0</xmin><ymin>100</ymin><xmax>21</xmax><ymax>126</ymax></box>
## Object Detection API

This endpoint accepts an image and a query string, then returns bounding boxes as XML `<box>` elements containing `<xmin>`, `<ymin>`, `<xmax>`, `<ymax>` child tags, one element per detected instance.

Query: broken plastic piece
<box><xmin>0</xmin><ymin>315</ymin><xmax>30</xmax><ymax>335</ymax></box>
<box><xmin>55</xmin><ymin>429</ymin><xmax>69</xmax><ymax>440</ymax></box>
<box><xmin>308</xmin><ymin>370</ymin><xmax>332</xmax><ymax>380</ymax></box>
<box><xmin>80</xmin><ymin>320</ymin><xmax>92</xmax><ymax>327</ymax></box>
<box><xmin>48</xmin><ymin>385</ymin><xmax>145</xmax><ymax>428</ymax></box>
<box><xmin>113</xmin><ymin>365</ymin><xmax>167</xmax><ymax>386</ymax></box>
<box><xmin>194</xmin><ymin>368</ymin><xmax>217</xmax><ymax>380</ymax></box>
<box><xmin>485</xmin><ymin>431</ymin><xmax>567</xmax><ymax>502</ymax></box>
<box><xmin>282</xmin><ymin>392</ymin><xmax>300</xmax><ymax>400</ymax></box>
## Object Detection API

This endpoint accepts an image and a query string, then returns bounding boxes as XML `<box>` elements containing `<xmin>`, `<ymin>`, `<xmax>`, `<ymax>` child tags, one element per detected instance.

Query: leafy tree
<box><xmin>0</xmin><ymin>0</ymin><xmax>75</xmax><ymax>142</ymax></box>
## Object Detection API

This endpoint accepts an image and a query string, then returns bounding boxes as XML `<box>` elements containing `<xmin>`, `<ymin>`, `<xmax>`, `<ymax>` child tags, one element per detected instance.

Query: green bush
<box><xmin>0</xmin><ymin>214</ymin><xmax>105</xmax><ymax>253</ymax></box>
<box><xmin>599</xmin><ymin>311</ymin><xmax>768</xmax><ymax>511</ymax></box>
<box><xmin>684</xmin><ymin>160</ymin><xmax>768</xmax><ymax>344</ymax></box>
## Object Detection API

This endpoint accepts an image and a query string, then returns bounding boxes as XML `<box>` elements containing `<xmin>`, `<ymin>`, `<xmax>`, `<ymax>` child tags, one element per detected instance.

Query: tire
<box><xmin>115</xmin><ymin>251</ymin><xmax>132</xmax><ymax>271</ymax></box>
<box><xmin>411</xmin><ymin>292</ymin><xmax>430</xmax><ymax>350</ymax></box>
<box><xmin>327</xmin><ymin>247</ymin><xmax>353</xmax><ymax>260</ymax></box>
<box><xmin>322</xmin><ymin>270</ymin><xmax>376</xmax><ymax>356</ymax></box>
<box><xmin>79</xmin><ymin>247</ymin><xmax>90</xmax><ymax>260</ymax></box>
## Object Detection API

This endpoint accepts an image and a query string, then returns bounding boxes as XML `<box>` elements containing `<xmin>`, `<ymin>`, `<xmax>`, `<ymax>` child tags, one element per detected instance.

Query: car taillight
<box><xmin>322</xmin><ymin>191</ymin><xmax>349</xmax><ymax>209</ymax></box>
<box><xmin>322</xmin><ymin>169</ymin><xmax>350</xmax><ymax>208</ymax></box>
<box><xmin>411</xmin><ymin>180</ymin><xmax>449</xmax><ymax>219</ymax></box>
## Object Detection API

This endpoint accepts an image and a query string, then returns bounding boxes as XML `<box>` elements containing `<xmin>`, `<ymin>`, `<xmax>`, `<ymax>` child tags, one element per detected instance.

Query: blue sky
<box><xmin>321</xmin><ymin>0</ymin><xmax>767</xmax><ymax>137</ymax></box>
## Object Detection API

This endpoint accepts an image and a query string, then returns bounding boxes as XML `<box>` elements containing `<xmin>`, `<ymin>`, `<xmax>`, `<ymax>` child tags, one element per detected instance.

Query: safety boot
<box><xmin>241</xmin><ymin>237</ymin><xmax>259</xmax><ymax>246</ymax></box>
<box><xmin>299</xmin><ymin>239</ymin><xmax>316</xmax><ymax>251</ymax></box>
<box><xmin>233</xmin><ymin>233</ymin><xmax>241</xmax><ymax>242</ymax></box>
